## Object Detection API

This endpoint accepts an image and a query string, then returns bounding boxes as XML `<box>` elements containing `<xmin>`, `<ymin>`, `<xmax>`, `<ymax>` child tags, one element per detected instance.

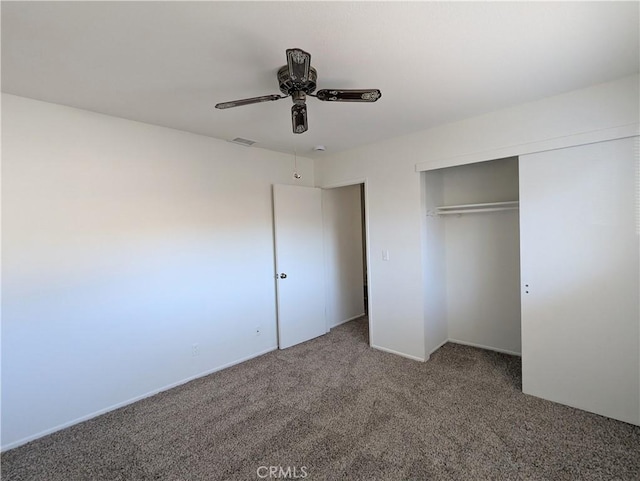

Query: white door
<box><xmin>519</xmin><ymin>137</ymin><xmax>639</xmax><ymax>425</ymax></box>
<box><xmin>273</xmin><ymin>184</ymin><xmax>326</xmax><ymax>349</ymax></box>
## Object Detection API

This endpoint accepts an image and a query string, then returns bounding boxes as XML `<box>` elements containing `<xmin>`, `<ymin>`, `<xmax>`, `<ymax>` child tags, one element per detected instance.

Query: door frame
<box><xmin>320</xmin><ymin>177</ymin><xmax>372</xmax><ymax>345</ymax></box>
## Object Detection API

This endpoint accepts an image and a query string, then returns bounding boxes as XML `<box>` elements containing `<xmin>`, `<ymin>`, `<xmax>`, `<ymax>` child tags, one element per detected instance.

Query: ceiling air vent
<box><xmin>229</xmin><ymin>137</ymin><xmax>257</xmax><ymax>147</ymax></box>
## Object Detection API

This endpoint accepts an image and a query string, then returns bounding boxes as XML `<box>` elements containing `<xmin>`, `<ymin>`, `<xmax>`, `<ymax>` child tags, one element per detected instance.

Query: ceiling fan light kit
<box><xmin>215</xmin><ymin>48</ymin><xmax>382</xmax><ymax>134</ymax></box>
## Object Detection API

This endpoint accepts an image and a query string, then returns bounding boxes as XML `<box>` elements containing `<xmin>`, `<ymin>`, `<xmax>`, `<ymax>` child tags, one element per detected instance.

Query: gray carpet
<box><xmin>2</xmin><ymin>316</ymin><xmax>639</xmax><ymax>480</ymax></box>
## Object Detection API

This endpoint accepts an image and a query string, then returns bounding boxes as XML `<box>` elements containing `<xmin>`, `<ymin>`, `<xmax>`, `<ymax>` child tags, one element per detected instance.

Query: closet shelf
<box><xmin>434</xmin><ymin>201</ymin><xmax>519</xmax><ymax>216</ymax></box>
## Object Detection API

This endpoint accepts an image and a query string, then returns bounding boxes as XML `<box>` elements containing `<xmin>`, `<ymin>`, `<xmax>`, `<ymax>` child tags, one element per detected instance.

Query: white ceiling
<box><xmin>2</xmin><ymin>1</ymin><xmax>638</xmax><ymax>158</ymax></box>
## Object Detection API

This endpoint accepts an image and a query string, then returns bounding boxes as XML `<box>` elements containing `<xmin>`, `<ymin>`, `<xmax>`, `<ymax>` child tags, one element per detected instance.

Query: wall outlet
<box><xmin>191</xmin><ymin>344</ymin><xmax>199</xmax><ymax>357</ymax></box>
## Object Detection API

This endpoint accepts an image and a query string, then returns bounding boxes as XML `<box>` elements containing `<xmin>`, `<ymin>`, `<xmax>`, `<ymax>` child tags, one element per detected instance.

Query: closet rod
<box><xmin>437</xmin><ymin>206</ymin><xmax>519</xmax><ymax>215</ymax></box>
<box><xmin>437</xmin><ymin>201</ymin><xmax>519</xmax><ymax>210</ymax></box>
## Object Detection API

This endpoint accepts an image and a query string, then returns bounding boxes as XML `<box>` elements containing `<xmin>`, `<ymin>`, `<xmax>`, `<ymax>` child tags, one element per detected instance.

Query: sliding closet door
<box><xmin>519</xmin><ymin>137</ymin><xmax>639</xmax><ymax>425</ymax></box>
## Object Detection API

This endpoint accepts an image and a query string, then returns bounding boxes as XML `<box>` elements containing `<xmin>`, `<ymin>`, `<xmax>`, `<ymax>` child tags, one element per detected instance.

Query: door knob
<box><xmin>280</xmin><ymin>273</ymin><xmax>287</xmax><ymax>279</ymax></box>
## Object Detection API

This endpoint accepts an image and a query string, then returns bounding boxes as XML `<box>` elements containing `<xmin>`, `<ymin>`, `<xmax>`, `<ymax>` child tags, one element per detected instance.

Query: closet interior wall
<box><xmin>424</xmin><ymin>157</ymin><xmax>521</xmax><ymax>355</ymax></box>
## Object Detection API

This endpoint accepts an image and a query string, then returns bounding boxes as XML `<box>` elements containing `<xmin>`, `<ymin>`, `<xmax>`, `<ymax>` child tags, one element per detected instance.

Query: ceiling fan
<box><xmin>215</xmin><ymin>48</ymin><xmax>382</xmax><ymax>134</ymax></box>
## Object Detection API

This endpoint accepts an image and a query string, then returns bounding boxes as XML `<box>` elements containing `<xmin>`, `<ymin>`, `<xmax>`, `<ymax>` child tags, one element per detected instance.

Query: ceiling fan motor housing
<box><xmin>278</xmin><ymin>65</ymin><xmax>317</xmax><ymax>95</ymax></box>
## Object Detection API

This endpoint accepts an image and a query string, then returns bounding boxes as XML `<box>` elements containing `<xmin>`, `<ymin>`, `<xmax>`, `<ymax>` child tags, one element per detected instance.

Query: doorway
<box><xmin>322</xmin><ymin>182</ymin><xmax>370</xmax><ymax>345</ymax></box>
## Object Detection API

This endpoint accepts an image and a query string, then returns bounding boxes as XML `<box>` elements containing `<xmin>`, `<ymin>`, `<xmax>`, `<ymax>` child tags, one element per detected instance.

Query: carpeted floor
<box><xmin>2</xmin><ymin>316</ymin><xmax>639</xmax><ymax>480</ymax></box>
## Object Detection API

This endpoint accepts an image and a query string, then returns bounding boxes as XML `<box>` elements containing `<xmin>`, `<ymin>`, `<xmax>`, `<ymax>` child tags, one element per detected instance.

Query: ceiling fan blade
<box><xmin>215</xmin><ymin>94</ymin><xmax>284</xmax><ymax>109</ymax></box>
<box><xmin>316</xmin><ymin>89</ymin><xmax>382</xmax><ymax>102</ymax></box>
<box><xmin>291</xmin><ymin>104</ymin><xmax>308</xmax><ymax>134</ymax></box>
<box><xmin>286</xmin><ymin>48</ymin><xmax>311</xmax><ymax>85</ymax></box>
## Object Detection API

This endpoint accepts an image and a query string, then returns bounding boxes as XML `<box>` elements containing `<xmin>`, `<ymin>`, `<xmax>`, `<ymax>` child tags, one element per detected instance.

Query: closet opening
<box><xmin>423</xmin><ymin>157</ymin><xmax>522</xmax><ymax>362</ymax></box>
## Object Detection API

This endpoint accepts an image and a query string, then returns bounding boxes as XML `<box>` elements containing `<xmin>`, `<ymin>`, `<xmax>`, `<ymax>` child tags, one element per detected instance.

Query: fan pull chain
<box><xmin>293</xmin><ymin>149</ymin><xmax>302</xmax><ymax>180</ymax></box>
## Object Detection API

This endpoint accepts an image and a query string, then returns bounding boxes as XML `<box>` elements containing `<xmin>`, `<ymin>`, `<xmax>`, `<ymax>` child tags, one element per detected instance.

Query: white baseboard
<box><xmin>329</xmin><ymin>313</ymin><xmax>366</xmax><ymax>329</ymax></box>
<box><xmin>371</xmin><ymin>344</ymin><xmax>425</xmax><ymax>362</ymax></box>
<box><xmin>447</xmin><ymin>338</ymin><xmax>521</xmax><ymax>357</ymax></box>
<box><xmin>1</xmin><ymin>346</ymin><xmax>278</xmax><ymax>452</ymax></box>
<box><xmin>428</xmin><ymin>338</ymin><xmax>449</xmax><ymax>356</ymax></box>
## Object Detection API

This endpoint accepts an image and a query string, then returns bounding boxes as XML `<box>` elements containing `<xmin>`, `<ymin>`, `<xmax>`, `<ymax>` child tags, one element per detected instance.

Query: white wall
<box><xmin>440</xmin><ymin>158</ymin><xmax>521</xmax><ymax>354</ymax></box>
<box><xmin>422</xmin><ymin>171</ymin><xmax>447</xmax><ymax>355</ymax></box>
<box><xmin>322</xmin><ymin>185</ymin><xmax>365</xmax><ymax>328</ymax></box>
<box><xmin>1</xmin><ymin>94</ymin><xmax>314</xmax><ymax>450</ymax></box>
<box><xmin>315</xmin><ymin>74</ymin><xmax>638</xmax><ymax>363</ymax></box>
<box><xmin>316</xmin><ymin>157</ymin><xmax>427</xmax><ymax>361</ymax></box>
<box><xmin>415</xmin><ymin>74</ymin><xmax>640</xmax><ymax>171</ymax></box>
